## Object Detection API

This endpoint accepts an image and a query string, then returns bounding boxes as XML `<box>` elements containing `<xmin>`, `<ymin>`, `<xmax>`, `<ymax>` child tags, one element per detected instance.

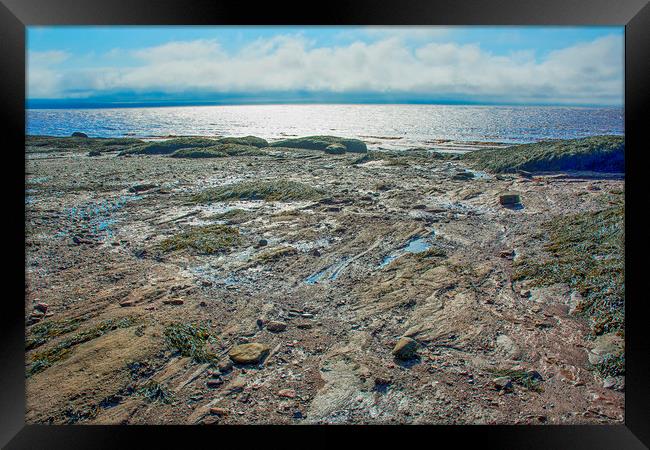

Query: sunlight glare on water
<box><xmin>27</xmin><ymin>104</ymin><xmax>623</xmax><ymax>150</ymax></box>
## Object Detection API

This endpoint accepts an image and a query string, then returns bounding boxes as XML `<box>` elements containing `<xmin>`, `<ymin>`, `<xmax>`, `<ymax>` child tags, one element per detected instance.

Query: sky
<box><xmin>27</xmin><ymin>26</ymin><xmax>624</xmax><ymax>107</ymax></box>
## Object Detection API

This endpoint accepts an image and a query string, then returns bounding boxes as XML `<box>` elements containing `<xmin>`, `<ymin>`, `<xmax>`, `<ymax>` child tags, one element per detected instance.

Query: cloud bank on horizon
<box><xmin>27</xmin><ymin>26</ymin><xmax>624</xmax><ymax>106</ymax></box>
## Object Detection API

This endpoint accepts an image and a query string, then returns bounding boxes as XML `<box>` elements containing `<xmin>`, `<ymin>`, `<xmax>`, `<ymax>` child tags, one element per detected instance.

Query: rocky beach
<box><xmin>24</xmin><ymin>134</ymin><xmax>625</xmax><ymax>425</ymax></box>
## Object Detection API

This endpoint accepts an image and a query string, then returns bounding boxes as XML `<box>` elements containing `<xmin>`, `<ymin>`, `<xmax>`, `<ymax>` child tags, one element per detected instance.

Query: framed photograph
<box><xmin>2</xmin><ymin>0</ymin><xmax>649</xmax><ymax>447</ymax></box>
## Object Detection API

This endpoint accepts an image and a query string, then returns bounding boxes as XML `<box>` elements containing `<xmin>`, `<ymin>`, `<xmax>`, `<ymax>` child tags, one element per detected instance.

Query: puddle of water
<box><xmin>27</xmin><ymin>177</ymin><xmax>48</xmax><ymax>184</ymax></box>
<box><xmin>58</xmin><ymin>194</ymin><xmax>142</xmax><ymax>239</ymax></box>
<box><xmin>305</xmin><ymin>267</ymin><xmax>329</xmax><ymax>285</ymax></box>
<box><xmin>304</xmin><ymin>257</ymin><xmax>350</xmax><ymax>284</ymax></box>
<box><xmin>378</xmin><ymin>232</ymin><xmax>435</xmax><ymax>268</ymax></box>
<box><xmin>467</xmin><ymin>169</ymin><xmax>491</xmax><ymax>180</ymax></box>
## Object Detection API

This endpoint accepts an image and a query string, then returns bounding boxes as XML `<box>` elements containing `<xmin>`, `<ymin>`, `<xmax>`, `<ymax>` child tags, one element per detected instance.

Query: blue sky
<box><xmin>27</xmin><ymin>26</ymin><xmax>624</xmax><ymax>107</ymax></box>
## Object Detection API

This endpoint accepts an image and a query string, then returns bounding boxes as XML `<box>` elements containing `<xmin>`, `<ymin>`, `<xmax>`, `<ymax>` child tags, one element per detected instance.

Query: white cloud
<box><xmin>27</xmin><ymin>34</ymin><xmax>624</xmax><ymax>105</ymax></box>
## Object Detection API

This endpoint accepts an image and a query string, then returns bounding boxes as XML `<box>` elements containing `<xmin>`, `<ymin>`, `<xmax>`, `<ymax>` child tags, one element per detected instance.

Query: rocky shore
<box><xmin>25</xmin><ymin>134</ymin><xmax>624</xmax><ymax>424</ymax></box>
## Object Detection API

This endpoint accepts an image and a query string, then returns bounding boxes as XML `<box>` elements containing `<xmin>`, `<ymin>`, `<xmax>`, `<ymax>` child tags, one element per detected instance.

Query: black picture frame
<box><xmin>1</xmin><ymin>0</ymin><xmax>648</xmax><ymax>448</ymax></box>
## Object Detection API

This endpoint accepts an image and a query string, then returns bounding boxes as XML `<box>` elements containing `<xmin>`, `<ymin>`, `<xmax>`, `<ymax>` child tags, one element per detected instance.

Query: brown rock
<box><xmin>493</xmin><ymin>376</ymin><xmax>513</xmax><ymax>391</ymax></box>
<box><xmin>228</xmin><ymin>343</ymin><xmax>270</xmax><ymax>364</ymax></box>
<box><xmin>34</xmin><ymin>303</ymin><xmax>49</xmax><ymax>313</ymax></box>
<box><xmin>163</xmin><ymin>299</ymin><xmax>184</xmax><ymax>305</ymax></box>
<box><xmin>278</xmin><ymin>389</ymin><xmax>296</xmax><ymax>398</ymax></box>
<box><xmin>266</xmin><ymin>321</ymin><xmax>288</xmax><ymax>332</ymax></box>
<box><xmin>392</xmin><ymin>337</ymin><xmax>418</xmax><ymax>360</ymax></box>
<box><xmin>209</xmin><ymin>407</ymin><xmax>228</xmax><ymax>416</ymax></box>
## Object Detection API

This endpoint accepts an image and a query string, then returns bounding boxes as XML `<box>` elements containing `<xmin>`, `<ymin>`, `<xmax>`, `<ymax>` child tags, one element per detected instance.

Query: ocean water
<box><xmin>26</xmin><ymin>104</ymin><xmax>624</xmax><ymax>150</ymax></box>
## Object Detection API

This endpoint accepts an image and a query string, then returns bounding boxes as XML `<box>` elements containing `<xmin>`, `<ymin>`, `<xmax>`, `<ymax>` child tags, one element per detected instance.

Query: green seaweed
<box><xmin>26</xmin><ymin>317</ymin><xmax>83</xmax><ymax>351</ymax></box>
<box><xmin>463</xmin><ymin>135</ymin><xmax>624</xmax><ymax>173</ymax></box>
<box><xmin>158</xmin><ymin>224</ymin><xmax>241</xmax><ymax>254</ymax></box>
<box><xmin>513</xmin><ymin>201</ymin><xmax>624</xmax><ymax>335</ymax></box>
<box><xmin>192</xmin><ymin>180</ymin><xmax>324</xmax><ymax>203</ymax></box>
<box><xmin>163</xmin><ymin>322</ymin><xmax>218</xmax><ymax>364</ymax></box>
<box><xmin>27</xmin><ymin>316</ymin><xmax>139</xmax><ymax>377</ymax></box>
<box><xmin>138</xmin><ymin>380</ymin><xmax>174</xmax><ymax>404</ymax></box>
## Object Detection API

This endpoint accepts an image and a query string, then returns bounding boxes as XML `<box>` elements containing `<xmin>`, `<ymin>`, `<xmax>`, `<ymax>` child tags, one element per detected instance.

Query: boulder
<box><xmin>228</xmin><ymin>342</ymin><xmax>270</xmax><ymax>364</ymax></box>
<box><xmin>87</xmin><ymin>150</ymin><xmax>101</xmax><ymax>157</ymax></box>
<box><xmin>71</xmin><ymin>132</ymin><xmax>88</xmax><ymax>138</ymax></box>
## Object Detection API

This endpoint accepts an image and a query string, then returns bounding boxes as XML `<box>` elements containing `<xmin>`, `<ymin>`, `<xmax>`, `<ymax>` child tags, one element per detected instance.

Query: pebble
<box><xmin>266</xmin><ymin>321</ymin><xmax>288</xmax><ymax>332</ymax></box>
<box><xmin>209</xmin><ymin>407</ymin><xmax>228</xmax><ymax>416</ymax></box>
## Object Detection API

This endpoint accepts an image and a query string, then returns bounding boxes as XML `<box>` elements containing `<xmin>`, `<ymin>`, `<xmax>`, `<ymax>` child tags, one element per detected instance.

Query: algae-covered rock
<box><xmin>464</xmin><ymin>135</ymin><xmax>624</xmax><ymax>173</ymax></box>
<box><xmin>170</xmin><ymin>143</ymin><xmax>264</xmax><ymax>158</ymax></box>
<box><xmin>120</xmin><ymin>137</ymin><xmax>219</xmax><ymax>155</ymax></box>
<box><xmin>269</xmin><ymin>136</ymin><xmax>367</xmax><ymax>153</ymax></box>
<box><xmin>217</xmin><ymin>136</ymin><xmax>268</xmax><ymax>148</ymax></box>
<box><xmin>26</xmin><ymin>135</ymin><xmax>144</xmax><ymax>154</ymax></box>
<box><xmin>193</xmin><ymin>180</ymin><xmax>324</xmax><ymax>203</ymax></box>
<box><xmin>324</xmin><ymin>143</ymin><xmax>346</xmax><ymax>155</ymax></box>
<box><xmin>228</xmin><ymin>343</ymin><xmax>270</xmax><ymax>364</ymax></box>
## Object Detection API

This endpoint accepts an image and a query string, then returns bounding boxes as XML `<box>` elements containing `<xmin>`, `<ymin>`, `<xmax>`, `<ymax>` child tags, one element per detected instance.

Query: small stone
<box><xmin>374</xmin><ymin>376</ymin><xmax>392</xmax><ymax>387</ymax></box>
<box><xmin>162</xmin><ymin>299</ymin><xmax>184</xmax><ymax>305</ymax></box>
<box><xmin>228</xmin><ymin>343</ymin><xmax>270</xmax><ymax>364</ymax></box>
<box><xmin>87</xmin><ymin>150</ymin><xmax>101</xmax><ymax>157</ymax></box>
<box><xmin>392</xmin><ymin>337</ymin><xmax>418</xmax><ymax>360</ymax></box>
<box><xmin>266</xmin><ymin>321</ymin><xmax>288</xmax><ymax>332</ymax></box>
<box><xmin>128</xmin><ymin>183</ymin><xmax>157</xmax><ymax>193</ymax></box>
<box><xmin>206</xmin><ymin>379</ymin><xmax>223</xmax><ymax>388</ymax></box>
<box><xmin>217</xmin><ymin>359</ymin><xmax>234</xmax><ymax>374</ymax></box>
<box><xmin>527</xmin><ymin>370</ymin><xmax>543</xmax><ymax>381</ymax></box>
<box><xmin>499</xmin><ymin>250</ymin><xmax>515</xmax><ymax>259</ymax></box>
<box><xmin>34</xmin><ymin>303</ymin><xmax>49</xmax><ymax>313</ymax></box>
<box><xmin>226</xmin><ymin>376</ymin><xmax>247</xmax><ymax>393</ymax></box>
<box><xmin>493</xmin><ymin>377</ymin><xmax>513</xmax><ymax>391</ymax></box>
<box><xmin>603</xmin><ymin>377</ymin><xmax>617</xmax><ymax>390</ymax></box>
<box><xmin>71</xmin><ymin>131</ymin><xmax>88</xmax><ymax>138</ymax></box>
<box><xmin>257</xmin><ymin>239</ymin><xmax>268</xmax><ymax>247</ymax></box>
<box><xmin>499</xmin><ymin>193</ymin><xmax>521</xmax><ymax>206</ymax></box>
<box><xmin>119</xmin><ymin>300</ymin><xmax>135</xmax><ymax>307</ymax></box>
<box><xmin>209</xmin><ymin>407</ymin><xmax>228</xmax><ymax>416</ymax></box>
<box><xmin>278</xmin><ymin>389</ymin><xmax>296</xmax><ymax>398</ymax></box>
<box><xmin>199</xmin><ymin>301</ymin><xmax>207</xmax><ymax>307</ymax></box>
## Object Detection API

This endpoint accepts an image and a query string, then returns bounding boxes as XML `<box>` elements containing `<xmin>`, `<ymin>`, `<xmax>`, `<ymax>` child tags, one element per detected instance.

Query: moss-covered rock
<box><xmin>192</xmin><ymin>180</ymin><xmax>324</xmax><ymax>203</ymax></box>
<box><xmin>269</xmin><ymin>136</ymin><xmax>367</xmax><ymax>153</ymax></box>
<box><xmin>464</xmin><ymin>135</ymin><xmax>624</xmax><ymax>173</ymax></box>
